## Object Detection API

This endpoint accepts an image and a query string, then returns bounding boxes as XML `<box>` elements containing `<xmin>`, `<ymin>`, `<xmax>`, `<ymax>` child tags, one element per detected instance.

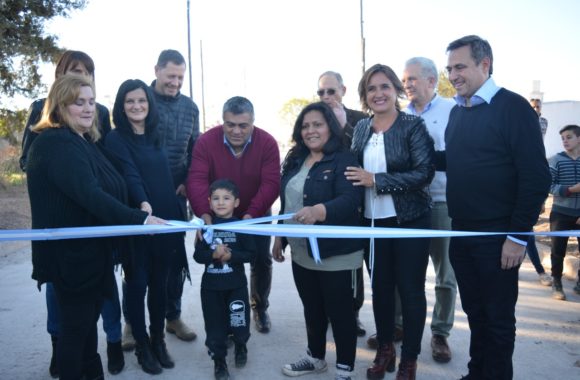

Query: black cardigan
<box><xmin>27</xmin><ymin>127</ymin><xmax>147</xmax><ymax>298</ymax></box>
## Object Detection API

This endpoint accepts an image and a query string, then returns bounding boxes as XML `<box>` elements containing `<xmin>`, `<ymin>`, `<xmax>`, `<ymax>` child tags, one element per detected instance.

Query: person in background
<box><xmin>346</xmin><ymin>64</ymin><xmax>435</xmax><ymax>380</ymax></box>
<box><xmin>317</xmin><ymin>71</ymin><xmax>367</xmax><ymax>338</ymax></box>
<box><xmin>122</xmin><ymin>49</ymin><xmax>199</xmax><ymax>349</ymax></box>
<box><xmin>18</xmin><ymin>50</ymin><xmax>123</xmax><ymax>377</ymax></box>
<box><xmin>194</xmin><ymin>179</ymin><xmax>257</xmax><ymax>380</ymax></box>
<box><xmin>26</xmin><ymin>74</ymin><xmax>164</xmax><ymax>380</ymax></box>
<box><xmin>526</xmin><ymin>97</ymin><xmax>553</xmax><ymax>286</ymax></box>
<box><xmin>187</xmin><ymin>96</ymin><xmax>280</xmax><ymax>334</ymax></box>
<box><xmin>106</xmin><ymin>79</ymin><xmax>187</xmax><ymax>375</ymax></box>
<box><xmin>443</xmin><ymin>35</ymin><xmax>550</xmax><ymax>379</ymax></box>
<box><xmin>401</xmin><ymin>56</ymin><xmax>457</xmax><ymax>364</ymax></box>
<box><xmin>273</xmin><ymin>102</ymin><xmax>364</xmax><ymax>380</ymax></box>
<box><xmin>547</xmin><ymin>124</ymin><xmax>580</xmax><ymax>300</ymax></box>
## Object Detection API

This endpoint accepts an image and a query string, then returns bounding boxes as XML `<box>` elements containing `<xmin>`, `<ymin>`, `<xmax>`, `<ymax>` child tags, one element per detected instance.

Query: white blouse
<box><xmin>363</xmin><ymin>132</ymin><xmax>396</xmax><ymax>219</ymax></box>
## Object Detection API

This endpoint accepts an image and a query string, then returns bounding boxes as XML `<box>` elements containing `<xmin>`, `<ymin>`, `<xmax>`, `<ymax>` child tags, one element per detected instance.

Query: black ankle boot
<box><xmin>49</xmin><ymin>335</ymin><xmax>58</xmax><ymax>378</ymax></box>
<box><xmin>234</xmin><ymin>343</ymin><xmax>247</xmax><ymax>368</ymax></box>
<box><xmin>214</xmin><ymin>358</ymin><xmax>230</xmax><ymax>380</ymax></box>
<box><xmin>106</xmin><ymin>341</ymin><xmax>125</xmax><ymax>375</ymax></box>
<box><xmin>83</xmin><ymin>353</ymin><xmax>104</xmax><ymax>380</ymax></box>
<box><xmin>135</xmin><ymin>338</ymin><xmax>162</xmax><ymax>375</ymax></box>
<box><xmin>151</xmin><ymin>334</ymin><xmax>175</xmax><ymax>369</ymax></box>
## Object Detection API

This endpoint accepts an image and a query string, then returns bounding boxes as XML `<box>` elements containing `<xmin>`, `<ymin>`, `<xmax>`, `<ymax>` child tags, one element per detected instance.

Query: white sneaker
<box><xmin>335</xmin><ymin>364</ymin><xmax>355</xmax><ymax>380</ymax></box>
<box><xmin>282</xmin><ymin>354</ymin><xmax>327</xmax><ymax>377</ymax></box>
<box><xmin>539</xmin><ymin>272</ymin><xmax>553</xmax><ymax>286</ymax></box>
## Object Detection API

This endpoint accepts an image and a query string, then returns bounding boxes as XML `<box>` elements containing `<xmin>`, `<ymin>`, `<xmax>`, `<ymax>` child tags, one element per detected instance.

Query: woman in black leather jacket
<box><xmin>346</xmin><ymin>64</ymin><xmax>435</xmax><ymax>380</ymax></box>
<box><xmin>272</xmin><ymin>102</ymin><xmax>363</xmax><ymax>380</ymax></box>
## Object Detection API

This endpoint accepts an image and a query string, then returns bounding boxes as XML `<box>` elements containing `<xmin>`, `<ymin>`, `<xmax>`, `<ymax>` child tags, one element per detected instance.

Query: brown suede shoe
<box><xmin>367</xmin><ymin>327</ymin><xmax>403</xmax><ymax>349</ymax></box>
<box><xmin>431</xmin><ymin>334</ymin><xmax>451</xmax><ymax>363</ymax></box>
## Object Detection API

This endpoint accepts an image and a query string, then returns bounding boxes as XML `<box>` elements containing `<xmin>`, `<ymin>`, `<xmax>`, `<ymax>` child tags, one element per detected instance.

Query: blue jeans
<box><xmin>525</xmin><ymin>235</ymin><xmax>546</xmax><ymax>274</ymax></box>
<box><xmin>46</xmin><ymin>274</ymin><xmax>122</xmax><ymax>343</ymax></box>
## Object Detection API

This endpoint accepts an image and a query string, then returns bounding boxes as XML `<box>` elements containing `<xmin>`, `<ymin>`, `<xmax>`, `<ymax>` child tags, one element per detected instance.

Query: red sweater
<box><xmin>186</xmin><ymin>125</ymin><xmax>280</xmax><ymax>218</ymax></box>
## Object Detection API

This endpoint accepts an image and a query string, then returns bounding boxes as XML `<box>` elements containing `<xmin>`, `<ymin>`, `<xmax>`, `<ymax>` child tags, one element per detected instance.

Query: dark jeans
<box><xmin>54</xmin><ymin>287</ymin><xmax>103</xmax><ymax>380</ymax></box>
<box><xmin>525</xmin><ymin>235</ymin><xmax>545</xmax><ymax>274</ymax></box>
<box><xmin>366</xmin><ymin>213</ymin><xmax>431</xmax><ymax>361</ymax></box>
<box><xmin>250</xmin><ymin>234</ymin><xmax>272</xmax><ymax>312</ymax></box>
<box><xmin>450</xmin><ymin>219</ymin><xmax>519</xmax><ymax>380</ymax></box>
<box><xmin>549</xmin><ymin>210</ymin><xmax>580</xmax><ymax>279</ymax></box>
<box><xmin>166</xmin><ymin>195</ymin><xmax>189</xmax><ymax>321</ymax></box>
<box><xmin>165</xmin><ymin>240</ymin><xmax>187</xmax><ymax>321</ymax></box>
<box><xmin>292</xmin><ymin>261</ymin><xmax>357</xmax><ymax>368</ymax></box>
<box><xmin>47</xmin><ymin>275</ymin><xmax>122</xmax><ymax>343</ymax></box>
<box><xmin>125</xmin><ymin>237</ymin><xmax>172</xmax><ymax>341</ymax></box>
<box><xmin>201</xmin><ymin>286</ymin><xmax>250</xmax><ymax>359</ymax></box>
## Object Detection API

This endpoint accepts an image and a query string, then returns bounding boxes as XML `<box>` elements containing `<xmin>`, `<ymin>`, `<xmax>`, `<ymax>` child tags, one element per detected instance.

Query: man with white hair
<box><xmin>402</xmin><ymin>56</ymin><xmax>457</xmax><ymax>364</ymax></box>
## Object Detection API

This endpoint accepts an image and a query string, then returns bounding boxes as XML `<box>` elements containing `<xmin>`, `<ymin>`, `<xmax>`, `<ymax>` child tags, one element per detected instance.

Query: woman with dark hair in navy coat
<box><xmin>105</xmin><ymin>79</ymin><xmax>188</xmax><ymax>375</ymax></box>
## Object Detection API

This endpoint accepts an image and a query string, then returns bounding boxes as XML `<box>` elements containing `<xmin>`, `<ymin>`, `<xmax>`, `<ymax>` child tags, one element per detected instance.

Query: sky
<box><xmin>18</xmin><ymin>0</ymin><xmax>580</xmax><ymax>142</ymax></box>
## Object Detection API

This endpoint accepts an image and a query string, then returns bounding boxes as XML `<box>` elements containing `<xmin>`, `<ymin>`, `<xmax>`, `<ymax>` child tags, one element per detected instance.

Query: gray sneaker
<box><xmin>121</xmin><ymin>323</ymin><xmax>135</xmax><ymax>351</ymax></box>
<box><xmin>539</xmin><ymin>272</ymin><xmax>553</xmax><ymax>286</ymax></box>
<box><xmin>573</xmin><ymin>281</ymin><xmax>580</xmax><ymax>295</ymax></box>
<box><xmin>335</xmin><ymin>364</ymin><xmax>354</xmax><ymax>380</ymax></box>
<box><xmin>552</xmin><ymin>278</ymin><xmax>566</xmax><ymax>301</ymax></box>
<box><xmin>282</xmin><ymin>354</ymin><xmax>327</xmax><ymax>377</ymax></box>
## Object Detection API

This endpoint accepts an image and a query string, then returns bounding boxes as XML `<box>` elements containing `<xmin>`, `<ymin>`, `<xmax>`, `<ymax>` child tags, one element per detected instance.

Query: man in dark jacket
<box><xmin>152</xmin><ymin>49</ymin><xmax>200</xmax><ymax>342</ymax></box>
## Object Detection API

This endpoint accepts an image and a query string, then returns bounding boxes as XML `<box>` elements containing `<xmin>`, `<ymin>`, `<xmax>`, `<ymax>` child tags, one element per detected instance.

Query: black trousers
<box><xmin>54</xmin><ymin>287</ymin><xmax>103</xmax><ymax>380</ymax></box>
<box><xmin>450</xmin><ymin>219</ymin><xmax>519</xmax><ymax>380</ymax></box>
<box><xmin>201</xmin><ymin>286</ymin><xmax>250</xmax><ymax>359</ymax></box>
<box><xmin>366</xmin><ymin>214</ymin><xmax>431</xmax><ymax>360</ymax></box>
<box><xmin>126</xmin><ymin>238</ymin><xmax>172</xmax><ymax>341</ymax></box>
<box><xmin>549</xmin><ymin>210</ymin><xmax>580</xmax><ymax>279</ymax></box>
<box><xmin>292</xmin><ymin>261</ymin><xmax>357</xmax><ymax>369</ymax></box>
<box><xmin>250</xmin><ymin>234</ymin><xmax>272</xmax><ymax>312</ymax></box>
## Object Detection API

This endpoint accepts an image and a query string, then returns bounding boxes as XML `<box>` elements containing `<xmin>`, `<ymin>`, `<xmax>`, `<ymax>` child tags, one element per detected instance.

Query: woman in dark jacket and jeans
<box><xmin>272</xmin><ymin>102</ymin><xmax>363</xmax><ymax>380</ymax></box>
<box><xmin>346</xmin><ymin>64</ymin><xmax>435</xmax><ymax>380</ymax></box>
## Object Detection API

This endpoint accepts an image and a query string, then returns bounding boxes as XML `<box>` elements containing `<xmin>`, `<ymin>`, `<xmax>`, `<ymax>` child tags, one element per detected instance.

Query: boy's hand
<box><xmin>220</xmin><ymin>247</ymin><xmax>232</xmax><ymax>263</ymax></box>
<box><xmin>501</xmin><ymin>238</ymin><xmax>525</xmax><ymax>270</ymax></box>
<box><xmin>212</xmin><ymin>244</ymin><xmax>229</xmax><ymax>260</ymax></box>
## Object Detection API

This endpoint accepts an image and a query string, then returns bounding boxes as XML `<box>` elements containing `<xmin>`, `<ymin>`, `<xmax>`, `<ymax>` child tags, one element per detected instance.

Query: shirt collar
<box><xmin>453</xmin><ymin>77</ymin><xmax>500</xmax><ymax>107</ymax></box>
<box><xmin>405</xmin><ymin>93</ymin><xmax>439</xmax><ymax>116</ymax></box>
<box><xmin>223</xmin><ymin>133</ymin><xmax>253</xmax><ymax>157</ymax></box>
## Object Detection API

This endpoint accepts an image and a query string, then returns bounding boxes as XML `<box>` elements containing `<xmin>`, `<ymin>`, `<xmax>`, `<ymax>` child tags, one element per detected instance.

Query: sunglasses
<box><xmin>317</xmin><ymin>88</ymin><xmax>337</xmax><ymax>96</ymax></box>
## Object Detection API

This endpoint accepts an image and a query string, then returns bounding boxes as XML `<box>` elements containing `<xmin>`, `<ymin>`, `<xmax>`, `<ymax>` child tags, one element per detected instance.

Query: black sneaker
<box><xmin>234</xmin><ymin>343</ymin><xmax>248</xmax><ymax>368</ymax></box>
<box><xmin>282</xmin><ymin>355</ymin><xmax>327</xmax><ymax>376</ymax></box>
<box><xmin>214</xmin><ymin>358</ymin><xmax>229</xmax><ymax>380</ymax></box>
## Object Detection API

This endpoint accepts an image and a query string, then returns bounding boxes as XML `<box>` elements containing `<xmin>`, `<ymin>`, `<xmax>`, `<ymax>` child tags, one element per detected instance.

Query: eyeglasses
<box><xmin>317</xmin><ymin>88</ymin><xmax>337</xmax><ymax>97</ymax></box>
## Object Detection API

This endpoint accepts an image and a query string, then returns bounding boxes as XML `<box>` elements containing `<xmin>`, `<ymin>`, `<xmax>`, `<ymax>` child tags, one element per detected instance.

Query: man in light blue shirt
<box><xmin>402</xmin><ymin>57</ymin><xmax>457</xmax><ymax>364</ymax></box>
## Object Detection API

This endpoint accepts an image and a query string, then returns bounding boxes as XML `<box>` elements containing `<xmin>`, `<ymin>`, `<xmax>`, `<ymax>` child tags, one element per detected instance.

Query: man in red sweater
<box><xmin>187</xmin><ymin>96</ymin><xmax>280</xmax><ymax>333</ymax></box>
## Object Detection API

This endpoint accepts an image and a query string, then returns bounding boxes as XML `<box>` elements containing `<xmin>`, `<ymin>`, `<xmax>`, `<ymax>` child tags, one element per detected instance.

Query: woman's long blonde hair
<box><xmin>33</xmin><ymin>74</ymin><xmax>100</xmax><ymax>142</ymax></box>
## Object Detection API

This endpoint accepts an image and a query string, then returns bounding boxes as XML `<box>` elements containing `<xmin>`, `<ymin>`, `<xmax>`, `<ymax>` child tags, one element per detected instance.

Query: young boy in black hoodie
<box><xmin>194</xmin><ymin>179</ymin><xmax>257</xmax><ymax>380</ymax></box>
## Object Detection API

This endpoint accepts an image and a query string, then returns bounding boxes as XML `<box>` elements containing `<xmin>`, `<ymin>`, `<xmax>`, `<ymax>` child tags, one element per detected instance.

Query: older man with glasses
<box><xmin>317</xmin><ymin>71</ymin><xmax>368</xmax><ymax>339</ymax></box>
<box><xmin>317</xmin><ymin>71</ymin><xmax>367</xmax><ymax>143</ymax></box>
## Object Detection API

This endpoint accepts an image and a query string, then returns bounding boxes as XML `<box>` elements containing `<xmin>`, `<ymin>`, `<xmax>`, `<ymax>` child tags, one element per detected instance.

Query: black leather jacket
<box><xmin>351</xmin><ymin>112</ymin><xmax>435</xmax><ymax>224</ymax></box>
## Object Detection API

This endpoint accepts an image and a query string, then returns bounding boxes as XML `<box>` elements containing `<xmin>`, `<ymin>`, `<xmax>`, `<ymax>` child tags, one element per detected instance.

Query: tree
<box><xmin>0</xmin><ymin>108</ymin><xmax>27</xmax><ymax>146</ymax></box>
<box><xmin>0</xmin><ymin>0</ymin><xmax>88</xmax><ymax>101</ymax></box>
<box><xmin>279</xmin><ymin>97</ymin><xmax>313</xmax><ymax>128</ymax></box>
<box><xmin>437</xmin><ymin>70</ymin><xmax>456</xmax><ymax>98</ymax></box>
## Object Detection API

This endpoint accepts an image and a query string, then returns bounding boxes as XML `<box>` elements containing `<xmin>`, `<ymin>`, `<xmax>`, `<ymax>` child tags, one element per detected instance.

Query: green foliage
<box><xmin>279</xmin><ymin>97</ymin><xmax>314</xmax><ymax>127</ymax></box>
<box><xmin>0</xmin><ymin>0</ymin><xmax>88</xmax><ymax>101</ymax></box>
<box><xmin>0</xmin><ymin>108</ymin><xmax>27</xmax><ymax>145</ymax></box>
<box><xmin>437</xmin><ymin>70</ymin><xmax>456</xmax><ymax>98</ymax></box>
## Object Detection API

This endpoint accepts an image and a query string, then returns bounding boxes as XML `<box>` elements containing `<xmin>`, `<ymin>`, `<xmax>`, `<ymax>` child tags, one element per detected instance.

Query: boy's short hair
<box><xmin>209</xmin><ymin>179</ymin><xmax>239</xmax><ymax>198</ymax></box>
<box><xmin>559</xmin><ymin>124</ymin><xmax>580</xmax><ymax>136</ymax></box>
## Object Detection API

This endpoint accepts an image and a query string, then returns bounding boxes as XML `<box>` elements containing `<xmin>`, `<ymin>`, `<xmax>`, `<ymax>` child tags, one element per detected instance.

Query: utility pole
<box><xmin>360</xmin><ymin>0</ymin><xmax>366</xmax><ymax>76</ymax></box>
<box><xmin>186</xmin><ymin>0</ymin><xmax>193</xmax><ymax>98</ymax></box>
<box><xmin>200</xmin><ymin>40</ymin><xmax>207</xmax><ymax>131</ymax></box>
